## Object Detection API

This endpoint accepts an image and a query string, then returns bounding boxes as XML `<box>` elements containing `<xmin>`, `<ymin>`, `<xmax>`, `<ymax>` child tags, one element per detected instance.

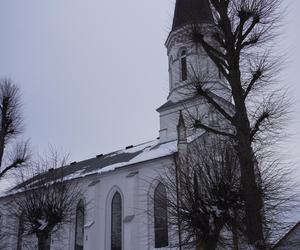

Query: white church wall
<box><xmin>0</xmin><ymin>199</ymin><xmax>20</xmax><ymax>249</ymax></box>
<box><xmin>134</xmin><ymin>156</ymin><xmax>176</xmax><ymax>250</ymax></box>
<box><xmin>0</xmin><ymin>151</ymin><xmax>182</xmax><ymax>250</ymax></box>
<box><xmin>159</xmin><ymin>23</ymin><xmax>232</xmax><ymax>144</ymax></box>
<box><xmin>159</xmin><ymin>97</ymin><xmax>209</xmax><ymax>143</ymax></box>
<box><xmin>80</xmin><ymin>154</ymin><xmax>176</xmax><ymax>250</ymax></box>
<box><xmin>166</xmin><ymin>28</ymin><xmax>230</xmax><ymax>105</ymax></box>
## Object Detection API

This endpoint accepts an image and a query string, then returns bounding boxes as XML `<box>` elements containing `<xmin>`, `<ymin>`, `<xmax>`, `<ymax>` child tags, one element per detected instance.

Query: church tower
<box><xmin>157</xmin><ymin>0</ymin><xmax>230</xmax><ymax>143</ymax></box>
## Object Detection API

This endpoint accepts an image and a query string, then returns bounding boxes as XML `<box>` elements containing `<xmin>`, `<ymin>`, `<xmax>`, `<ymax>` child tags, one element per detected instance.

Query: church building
<box><xmin>0</xmin><ymin>0</ymin><xmax>235</xmax><ymax>249</ymax></box>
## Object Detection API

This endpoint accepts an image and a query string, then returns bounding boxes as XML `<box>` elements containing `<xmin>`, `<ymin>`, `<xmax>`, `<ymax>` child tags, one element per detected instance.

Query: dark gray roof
<box><xmin>157</xmin><ymin>91</ymin><xmax>234</xmax><ymax>114</ymax></box>
<box><xmin>14</xmin><ymin>150</ymin><xmax>143</xmax><ymax>190</ymax></box>
<box><xmin>157</xmin><ymin>100</ymin><xmax>174</xmax><ymax>111</ymax></box>
<box><xmin>172</xmin><ymin>0</ymin><xmax>213</xmax><ymax>31</ymax></box>
<box><xmin>156</xmin><ymin>96</ymin><xmax>198</xmax><ymax>112</ymax></box>
<box><xmin>272</xmin><ymin>221</ymin><xmax>300</xmax><ymax>249</ymax></box>
<box><xmin>10</xmin><ymin>139</ymin><xmax>177</xmax><ymax>192</ymax></box>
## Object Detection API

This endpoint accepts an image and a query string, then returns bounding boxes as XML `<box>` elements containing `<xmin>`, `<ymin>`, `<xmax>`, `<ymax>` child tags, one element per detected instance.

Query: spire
<box><xmin>171</xmin><ymin>0</ymin><xmax>213</xmax><ymax>31</ymax></box>
<box><xmin>177</xmin><ymin>111</ymin><xmax>187</xmax><ymax>144</ymax></box>
<box><xmin>177</xmin><ymin>110</ymin><xmax>186</xmax><ymax>130</ymax></box>
<box><xmin>177</xmin><ymin>111</ymin><xmax>187</xmax><ymax>157</ymax></box>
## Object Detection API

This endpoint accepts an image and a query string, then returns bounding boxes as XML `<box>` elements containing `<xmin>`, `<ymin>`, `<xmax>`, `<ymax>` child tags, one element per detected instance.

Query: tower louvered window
<box><xmin>180</xmin><ymin>50</ymin><xmax>187</xmax><ymax>81</ymax></box>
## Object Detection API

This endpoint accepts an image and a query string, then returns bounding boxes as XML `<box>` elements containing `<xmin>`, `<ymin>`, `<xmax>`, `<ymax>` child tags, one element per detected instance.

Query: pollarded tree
<box><xmin>155</xmin><ymin>133</ymin><xmax>293</xmax><ymax>250</ymax></box>
<box><xmin>179</xmin><ymin>1</ymin><xmax>289</xmax><ymax>248</ymax></box>
<box><xmin>172</xmin><ymin>136</ymin><xmax>243</xmax><ymax>250</ymax></box>
<box><xmin>9</xmin><ymin>152</ymin><xmax>81</xmax><ymax>250</ymax></box>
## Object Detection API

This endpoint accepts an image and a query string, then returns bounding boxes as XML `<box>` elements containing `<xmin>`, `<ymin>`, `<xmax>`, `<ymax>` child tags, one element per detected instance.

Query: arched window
<box><xmin>17</xmin><ymin>213</ymin><xmax>24</xmax><ymax>250</ymax></box>
<box><xmin>154</xmin><ymin>183</ymin><xmax>168</xmax><ymax>248</ymax></box>
<box><xmin>180</xmin><ymin>50</ymin><xmax>187</xmax><ymax>81</ymax></box>
<box><xmin>111</xmin><ymin>192</ymin><xmax>122</xmax><ymax>250</ymax></box>
<box><xmin>75</xmin><ymin>200</ymin><xmax>85</xmax><ymax>250</ymax></box>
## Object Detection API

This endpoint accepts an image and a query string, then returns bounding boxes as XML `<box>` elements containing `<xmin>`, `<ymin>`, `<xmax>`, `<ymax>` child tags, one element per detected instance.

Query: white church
<box><xmin>0</xmin><ymin>0</ymin><xmax>295</xmax><ymax>249</ymax></box>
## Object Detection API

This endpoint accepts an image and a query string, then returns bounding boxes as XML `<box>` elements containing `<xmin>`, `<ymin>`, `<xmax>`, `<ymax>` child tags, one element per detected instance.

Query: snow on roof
<box><xmin>0</xmin><ymin>131</ymin><xmax>208</xmax><ymax>198</ymax></box>
<box><xmin>0</xmin><ymin>138</ymin><xmax>178</xmax><ymax>197</ymax></box>
<box><xmin>78</xmin><ymin>139</ymin><xmax>177</xmax><ymax>177</ymax></box>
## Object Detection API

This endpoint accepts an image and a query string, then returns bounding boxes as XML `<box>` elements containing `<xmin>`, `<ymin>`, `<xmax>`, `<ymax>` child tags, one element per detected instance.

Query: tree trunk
<box><xmin>197</xmin><ymin>240</ymin><xmax>219</xmax><ymax>250</ymax></box>
<box><xmin>196</xmin><ymin>235</ymin><xmax>220</xmax><ymax>250</ymax></box>
<box><xmin>37</xmin><ymin>233</ymin><xmax>50</xmax><ymax>250</ymax></box>
<box><xmin>229</xmin><ymin>57</ymin><xmax>265</xmax><ymax>249</ymax></box>
<box><xmin>237</xmin><ymin>135</ymin><xmax>264</xmax><ymax>249</ymax></box>
<box><xmin>232</xmin><ymin>227</ymin><xmax>239</xmax><ymax>250</ymax></box>
<box><xmin>196</xmin><ymin>240</ymin><xmax>204</xmax><ymax>250</ymax></box>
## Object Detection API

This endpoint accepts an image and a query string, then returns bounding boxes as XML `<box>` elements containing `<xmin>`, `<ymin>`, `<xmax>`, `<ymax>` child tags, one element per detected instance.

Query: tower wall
<box><xmin>158</xmin><ymin>25</ymin><xmax>231</xmax><ymax>143</ymax></box>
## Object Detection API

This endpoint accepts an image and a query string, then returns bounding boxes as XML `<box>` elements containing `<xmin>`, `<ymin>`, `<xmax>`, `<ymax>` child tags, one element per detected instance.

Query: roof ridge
<box><xmin>68</xmin><ymin>138</ymin><xmax>159</xmax><ymax>166</ymax></box>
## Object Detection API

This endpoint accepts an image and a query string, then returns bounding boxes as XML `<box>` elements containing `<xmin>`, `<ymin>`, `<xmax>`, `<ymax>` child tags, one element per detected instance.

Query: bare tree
<box><xmin>176</xmin><ymin>1</ymin><xmax>289</xmax><ymax>248</ymax></box>
<box><xmin>174</xmin><ymin>136</ymin><xmax>242</xmax><ymax>250</ymax></box>
<box><xmin>0</xmin><ymin>79</ymin><xmax>30</xmax><ymax>179</ymax></box>
<box><xmin>155</xmin><ymin>134</ymin><xmax>294</xmax><ymax>250</ymax></box>
<box><xmin>7</xmin><ymin>152</ymin><xmax>81</xmax><ymax>250</ymax></box>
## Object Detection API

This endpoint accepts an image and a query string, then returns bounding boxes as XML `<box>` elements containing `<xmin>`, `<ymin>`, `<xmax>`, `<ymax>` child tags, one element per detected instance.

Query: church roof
<box><xmin>157</xmin><ymin>96</ymin><xmax>198</xmax><ymax>112</ymax></box>
<box><xmin>157</xmin><ymin>93</ymin><xmax>235</xmax><ymax>113</ymax></box>
<box><xmin>272</xmin><ymin>221</ymin><xmax>300</xmax><ymax>249</ymax></box>
<box><xmin>1</xmin><ymin>133</ymin><xmax>207</xmax><ymax>197</ymax></box>
<box><xmin>1</xmin><ymin>139</ymin><xmax>177</xmax><ymax>196</ymax></box>
<box><xmin>171</xmin><ymin>0</ymin><xmax>213</xmax><ymax>31</ymax></box>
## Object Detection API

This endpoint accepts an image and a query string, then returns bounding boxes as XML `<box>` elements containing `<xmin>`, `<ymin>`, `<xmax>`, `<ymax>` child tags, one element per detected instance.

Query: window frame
<box><xmin>111</xmin><ymin>192</ymin><xmax>122</xmax><ymax>250</ymax></box>
<box><xmin>105</xmin><ymin>187</ymin><xmax>124</xmax><ymax>250</ymax></box>
<box><xmin>154</xmin><ymin>183</ymin><xmax>169</xmax><ymax>248</ymax></box>
<box><xmin>74</xmin><ymin>199</ymin><xmax>85</xmax><ymax>250</ymax></box>
<box><xmin>180</xmin><ymin>50</ymin><xmax>188</xmax><ymax>81</ymax></box>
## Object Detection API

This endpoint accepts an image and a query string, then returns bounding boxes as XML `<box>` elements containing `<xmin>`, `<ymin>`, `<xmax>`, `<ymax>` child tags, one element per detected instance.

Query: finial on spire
<box><xmin>171</xmin><ymin>0</ymin><xmax>213</xmax><ymax>31</ymax></box>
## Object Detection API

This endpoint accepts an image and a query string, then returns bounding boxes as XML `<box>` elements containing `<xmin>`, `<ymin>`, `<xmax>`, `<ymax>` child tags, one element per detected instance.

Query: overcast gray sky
<box><xmin>0</xmin><ymin>0</ymin><xmax>299</xmax><ymax>164</ymax></box>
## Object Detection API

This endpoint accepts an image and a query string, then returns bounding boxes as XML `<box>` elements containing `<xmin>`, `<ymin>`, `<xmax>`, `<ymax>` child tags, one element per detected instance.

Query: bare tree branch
<box><xmin>5</xmin><ymin>150</ymin><xmax>81</xmax><ymax>250</ymax></box>
<box><xmin>178</xmin><ymin>0</ymin><xmax>288</xmax><ymax>248</ymax></box>
<box><xmin>0</xmin><ymin>79</ymin><xmax>29</xmax><ymax>179</ymax></box>
<box><xmin>194</xmin><ymin>120</ymin><xmax>235</xmax><ymax>138</ymax></box>
<box><xmin>250</xmin><ymin>112</ymin><xmax>269</xmax><ymax>141</ymax></box>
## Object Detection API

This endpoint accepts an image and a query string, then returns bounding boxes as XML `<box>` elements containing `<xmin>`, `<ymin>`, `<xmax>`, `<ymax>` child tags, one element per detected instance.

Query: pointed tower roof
<box><xmin>171</xmin><ymin>0</ymin><xmax>213</xmax><ymax>31</ymax></box>
<box><xmin>177</xmin><ymin>110</ymin><xmax>186</xmax><ymax>129</ymax></box>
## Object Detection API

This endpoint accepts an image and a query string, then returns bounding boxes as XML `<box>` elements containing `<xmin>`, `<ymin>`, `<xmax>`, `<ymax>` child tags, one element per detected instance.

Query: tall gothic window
<box><xmin>154</xmin><ymin>183</ymin><xmax>168</xmax><ymax>248</ymax></box>
<box><xmin>17</xmin><ymin>213</ymin><xmax>24</xmax><ymax>250</ymax></box>
<box><xmin>180</xmin><ymin>50</ymin><xmax>187</xmax><ymax>81</ymax></box>
<box><xmin>111</xmin><ymin>192</ymin><xmax>122</xmax><ymax>250</ymax></box>
<box><xmin>75</xmin><ymin>200</ymin><xmax>85</xmax><ymax>250</ymax></box>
